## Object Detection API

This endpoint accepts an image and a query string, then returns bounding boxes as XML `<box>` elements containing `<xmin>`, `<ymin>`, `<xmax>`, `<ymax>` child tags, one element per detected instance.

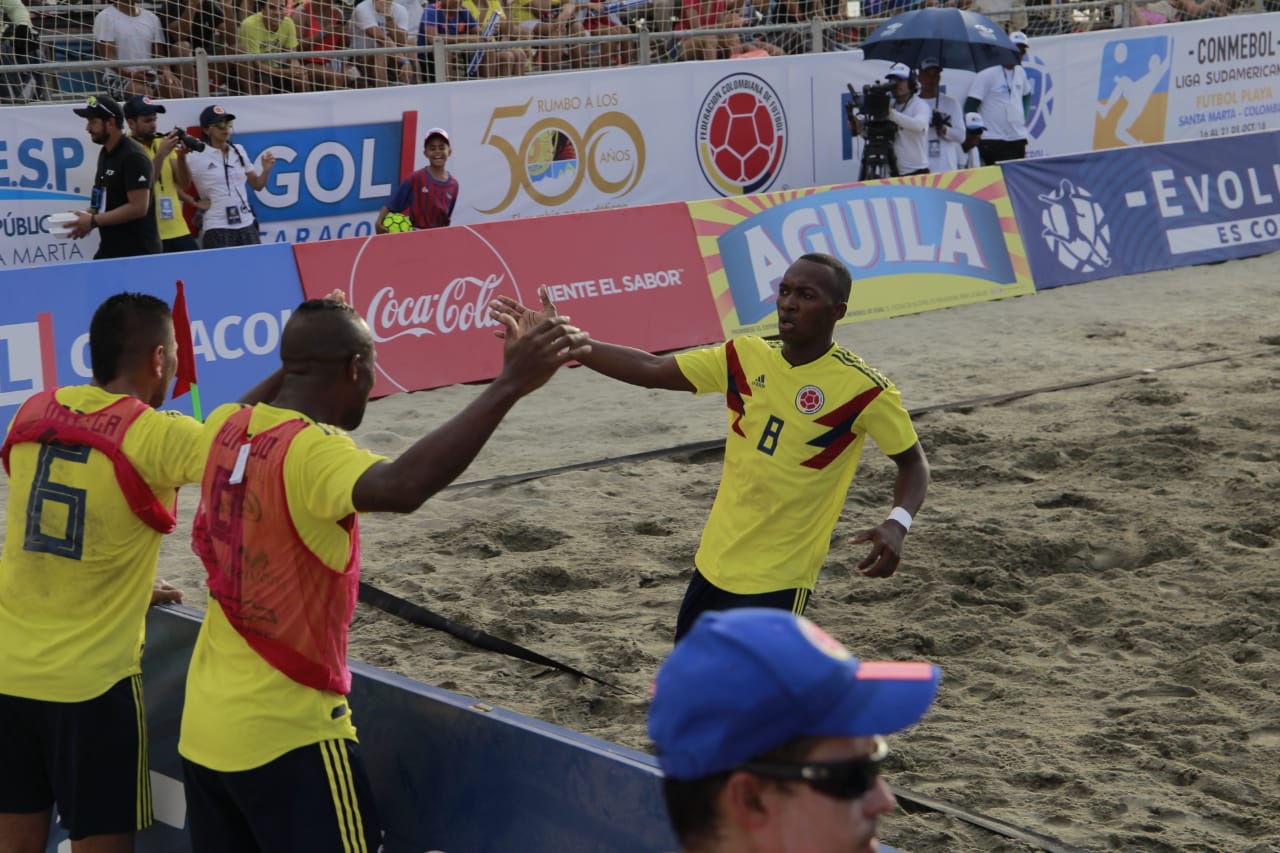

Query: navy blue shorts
<box><xmin>674</xmin><ymin>569</ymin><xmax>810</xmax><ymax>643</ymax></box>
<box><xmin>183</xmin><ymin>739</ymin><xmax>382</xmax><ymax>853</ymax></box>
<box><xmin>0</xmin><ymin>674</ymin><xmax>152</xmax><ymax>839</ymax></box>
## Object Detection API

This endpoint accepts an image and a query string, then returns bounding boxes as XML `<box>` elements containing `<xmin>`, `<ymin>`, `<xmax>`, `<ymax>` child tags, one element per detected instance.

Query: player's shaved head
<box><xmin>796</xmin><ymin>253</ymin><xmax>852</xmax><ymax>303</ymax></box>
<box><xmin>90</xmin><ymin>292</ymin><xmax>173</xmax><ymax>384</ymax></box>
<box><xmin>280</xmin><ymin>299</ymin><xmax>372</xmax><ymax>369</ymax></box>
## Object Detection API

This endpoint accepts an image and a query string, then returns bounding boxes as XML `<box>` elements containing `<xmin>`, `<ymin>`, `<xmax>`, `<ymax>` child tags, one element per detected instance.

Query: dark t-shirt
<box><xmin>93</xmin><ymin>136</ymin><xmax>162</xmax><ymax>259</ymax></box>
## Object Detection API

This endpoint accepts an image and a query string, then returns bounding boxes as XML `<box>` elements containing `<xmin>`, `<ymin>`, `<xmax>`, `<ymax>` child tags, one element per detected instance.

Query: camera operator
<box><xmin>917</xmin><ymin>58</ymin><xmax>967</xmax><ymax>175</ymax></box>
<box><xmin>123</xmin><ymin>95</ymin><xmax>200</xmax><ymax>253</ymax></box>
<box><xmin>850</xmin><ymin>62</ymin><xmax>930</xmax><ymax>178</ymax></box>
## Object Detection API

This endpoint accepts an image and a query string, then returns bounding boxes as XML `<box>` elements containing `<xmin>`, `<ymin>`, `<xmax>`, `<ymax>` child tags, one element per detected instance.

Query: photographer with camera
<box><xmin>187</xmin><ymin>104</ymin><xmax>275</xmax><ymax>249</ymax></box>
<box><xmin>847</xmin><ymin>62</ymin><xmax>930</xmax><ymax>180</ymax></box>
<box><xmin>123</xmin><ymin>95</ymin><xmax>200</xmax><ymax>253</ymax></box>
<box><xmin>916</xmin><ymin>58</ymin><xmax>967</xmax><ymax>175</ymax></box>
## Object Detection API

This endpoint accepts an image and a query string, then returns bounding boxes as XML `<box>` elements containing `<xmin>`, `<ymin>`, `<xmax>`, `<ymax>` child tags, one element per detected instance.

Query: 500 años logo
<box><xmin>477</xmin><ymin>98</ymin><xmax>646</xmax><ymax>214</ymax></box>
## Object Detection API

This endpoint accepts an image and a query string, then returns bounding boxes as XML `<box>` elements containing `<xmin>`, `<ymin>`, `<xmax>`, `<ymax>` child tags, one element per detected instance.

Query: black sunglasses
<box><xmin>739</xmin><ymin>735</ymin><xmax>889</xmax><ymax>801</ymax></box>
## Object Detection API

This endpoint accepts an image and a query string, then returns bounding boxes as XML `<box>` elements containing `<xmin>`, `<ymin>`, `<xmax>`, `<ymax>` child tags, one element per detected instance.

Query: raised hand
<box><xmin>488</xmin><ymin>285</ymin><xmax>560</xmax><ymax>342</ymax></box>
<box><xmin>493</xmin><ymin>313</ymin><xmax>591</xmax><ymax>396</ymax></box>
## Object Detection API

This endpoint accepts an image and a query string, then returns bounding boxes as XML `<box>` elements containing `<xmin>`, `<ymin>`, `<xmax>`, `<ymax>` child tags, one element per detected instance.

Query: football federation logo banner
<box><xmin>687</xmin><ymin>169</ymin><xmax>1034</xmax><ymax>338</ymax></box>
<box><xmin>292</xmin><ymin>203</ymin><xmax>720</xmax><ymax>398</ymax></box>
<box><xmin>1002</xmin><ymin>130</ymin><xmax>1280</xmax><ymax>290</ymax></box>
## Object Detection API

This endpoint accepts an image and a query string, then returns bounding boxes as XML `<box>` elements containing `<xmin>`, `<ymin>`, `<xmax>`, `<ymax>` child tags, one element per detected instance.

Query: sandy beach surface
<box><xmin>12</xmin><ymin>255</ymin><xmax>1279</xmax><ymax>851</ymax></box>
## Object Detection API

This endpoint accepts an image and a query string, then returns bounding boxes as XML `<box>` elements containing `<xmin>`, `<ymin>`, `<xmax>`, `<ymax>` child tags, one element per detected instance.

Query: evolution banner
<box><xmin>1002</xmin><ymin>130</ymin><xmax>1280</xmax><ymax>289</ymax></box>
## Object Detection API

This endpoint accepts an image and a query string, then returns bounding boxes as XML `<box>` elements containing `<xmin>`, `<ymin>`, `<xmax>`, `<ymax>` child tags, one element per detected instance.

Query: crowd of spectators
<box><xmin>0</xmin><ymin>0</ymin><xmax>1266</xmax><ymax>103</ymax></box>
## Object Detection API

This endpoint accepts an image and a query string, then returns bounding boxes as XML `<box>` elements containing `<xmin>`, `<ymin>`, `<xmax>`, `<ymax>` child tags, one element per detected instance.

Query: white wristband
<box><xmin>887</xmin><ymin>506</ymin><xmax>913</xmax><ymax>532</ymax></box>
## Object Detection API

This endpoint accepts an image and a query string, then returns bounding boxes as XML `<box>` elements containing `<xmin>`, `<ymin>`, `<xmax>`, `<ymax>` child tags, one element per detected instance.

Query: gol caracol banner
<box><xmin>292</xmin><ymin>203</ymin><xmax>721</xmax><ymax>398</ymax></box>
<box><xmin>687</xmin><ymin>168</ymin><xmax>1035</xmax><ymax>339</ymax></box>
<box><xmin>0</xmin><ymin>244</ymin><xmax>303</xmax><ymax>436</ymax></box>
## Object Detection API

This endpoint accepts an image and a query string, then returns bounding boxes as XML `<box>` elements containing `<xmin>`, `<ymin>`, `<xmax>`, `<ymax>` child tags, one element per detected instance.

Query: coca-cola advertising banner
<box><xmin>292</xmin><ymin>203</ymin><xmax>721</xmax><ymax>397</ymax></box>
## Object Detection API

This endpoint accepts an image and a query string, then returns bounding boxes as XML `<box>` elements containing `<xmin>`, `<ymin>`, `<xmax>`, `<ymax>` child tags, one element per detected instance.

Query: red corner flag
<box><xmin>171</xmin><ymin>280</ymin><xmax>203</xmax><ymax>421</ymax></box>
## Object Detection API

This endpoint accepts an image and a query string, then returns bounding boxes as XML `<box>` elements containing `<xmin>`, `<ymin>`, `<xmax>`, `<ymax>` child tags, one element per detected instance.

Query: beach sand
<box><xmin>37</xmin><ymin>255</ymin><xmax>1280</xmax><ymax>850</ymax></box>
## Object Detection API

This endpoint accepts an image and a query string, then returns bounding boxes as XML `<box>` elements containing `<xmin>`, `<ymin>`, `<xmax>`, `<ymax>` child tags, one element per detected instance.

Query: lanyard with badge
<box><xmin>222</xmin><ymin>147</ymin><xmax>250</xmax><ymax>226</ymax></box>
<box><xmin>1004</xmin><ymin>69</ymin><xmax>1022</xmax><ymax>124</ymax></box>
<box><xmin>149</xmin><ymin>138</ymin><xmax>178</xmax><ymax>221</ymax></box>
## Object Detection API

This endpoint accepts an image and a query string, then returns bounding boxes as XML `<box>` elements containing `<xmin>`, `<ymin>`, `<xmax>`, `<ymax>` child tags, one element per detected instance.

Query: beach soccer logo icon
<box><xmin>1094</xmin><ymin>36</ymin><xmax>1171</xmax><ymax>150</ymax></box>
<box><xmin>795</xmin><ymin>385</ymin><xmax>824</xmax><ymax>415</ymax></box>
<box><xmin>1024</xmin><ymin>55</ymin><xmax>1054</xmax><ymax>142</ymax></box>
<box><xmin>1037</xmin><ymin>179</ymin><xmax>1112</xmax><ymax>274</ymax></box>
<box><xmin>696</xmin><ymin>73</ymin><xmax>788</xmax><ymax>196</ymax></box>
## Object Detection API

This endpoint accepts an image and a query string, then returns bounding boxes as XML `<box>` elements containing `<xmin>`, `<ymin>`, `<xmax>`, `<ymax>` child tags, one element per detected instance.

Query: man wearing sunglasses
<box><xmin>648</xmin><ymin>608</ymin><xmax>940</xmax><ymax>853</ymax></box>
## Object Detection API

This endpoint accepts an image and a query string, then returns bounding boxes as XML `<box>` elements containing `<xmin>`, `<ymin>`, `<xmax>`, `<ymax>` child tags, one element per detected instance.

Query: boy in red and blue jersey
<box><xmin>374</xmin><ymin>128</ymin><xmax>458</xmax><ymax>233</ymax></box>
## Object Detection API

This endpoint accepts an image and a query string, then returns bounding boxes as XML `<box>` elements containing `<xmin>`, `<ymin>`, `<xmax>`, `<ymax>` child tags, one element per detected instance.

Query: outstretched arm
<box><xmin>847</xmin><ymin>441</ymin><xmax>929</xmax><ymax>578</ymax></box>
<box><xmin>351</xmin><ymin>314</ymin><xmax>591</xmax><ymax>513</ymax></box>
<box><xmin>489</xmin><ymin>287</ymin><xmax>695</xmax><ymax>392</ymax></box>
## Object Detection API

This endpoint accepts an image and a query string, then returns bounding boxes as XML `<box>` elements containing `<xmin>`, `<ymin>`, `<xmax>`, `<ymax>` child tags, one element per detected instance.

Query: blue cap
<box><xmin>648</xmin><ymin>609</ymin><xmax>941</xmax><ymax>780</ymax></box>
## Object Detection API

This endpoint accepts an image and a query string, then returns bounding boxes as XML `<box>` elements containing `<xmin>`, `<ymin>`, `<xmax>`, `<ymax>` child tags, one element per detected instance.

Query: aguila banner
<box><xmin>292</xmin><ymin>203</ymin><xmax>721</xmax><ymax>397</ymax></box>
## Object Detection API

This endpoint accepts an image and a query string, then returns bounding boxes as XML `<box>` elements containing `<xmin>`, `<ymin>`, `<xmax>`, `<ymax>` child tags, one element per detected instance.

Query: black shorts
<box><xmin>0</xmin><ymin>675</ymin><xmax>152</xmax><ymax>839</ymax></box>
<box><xmin>183</xmin><ymin>739</ymin><xmax>382</xmax><ymax>853</ymax></box>
<box><xmin>978</xmin><ymin>137</ymin><xmax>1028</xmax><ymax>165</ymax></box>
<box><xmin>200</xmin><ymin>223</ymin><xmax>261</xmax><ymax>248</ymax></box>
<box><xmin>674</xmin><ymin>569</ymin><xmax>810</xmax><ymax>643</ymax></box>
<box><xmin>162</xmin><ymin>233</ymin><xmax>200</xmax><ymax>253</ymax></box>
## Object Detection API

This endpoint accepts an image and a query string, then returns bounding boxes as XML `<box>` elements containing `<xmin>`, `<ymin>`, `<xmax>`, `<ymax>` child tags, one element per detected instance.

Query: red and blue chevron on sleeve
<box><xmin>725</xmin><ymin>340</ymin><xmax>751</xmax><ymax>438</ymax></box>
<box><xmin>800</xmin><ymin>386</ymin><xmax>881</xmax><ymax>469</ymax></box>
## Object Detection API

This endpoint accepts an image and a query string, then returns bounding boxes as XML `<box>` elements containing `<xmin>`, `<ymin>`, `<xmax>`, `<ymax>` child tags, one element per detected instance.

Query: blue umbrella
<box><xmin>860</xmin><ymin>8</ymin><xmax>1022</xmax><ymax>72</ymax></box>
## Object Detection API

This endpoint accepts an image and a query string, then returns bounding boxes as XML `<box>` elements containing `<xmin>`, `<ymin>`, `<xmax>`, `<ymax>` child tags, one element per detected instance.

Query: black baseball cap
<box><xmin>123</xmin><ymin>95</ymin><xmax>167</xmax><ymax>119</ymax></box>
<box><xmin>200</xmin><ymin>104</ymin><xmax>236</xmax><ymax>127</ymax></box>
<box><xmin>73</xmin><ymin>94</ymin><xmax>125</xmax><ymax>124</ymax></box>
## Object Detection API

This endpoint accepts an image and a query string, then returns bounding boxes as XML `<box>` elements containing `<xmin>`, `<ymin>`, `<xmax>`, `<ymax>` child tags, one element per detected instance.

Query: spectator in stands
<box><xmin>67</xmin><ymin>94</ymin><xmax>163</xmax><ymax>258</ymax></box>
<box><xmin>509</xmin><ymin>0</ymin><xmax>590</xmax><ymax>69</ymax></box>
<box><xmin>374</xmin><ymin>128</ymin><xmax>458</xmax><ymax>232</ymax></box>
<box><xmin>419</xmin><ymin>0</ymin><xmax>525</xmax><ymax>78</ymax></box>
<box><xmin>1</xmin><ymin>0</ymin><xmax>42</xmax><ymax>102</ymax></box>
<box><xmin>187</xmin><ymin>104</ymin><xmax>274</xmax><ymax>248</ymax></box>
<box><xmin>648</xmin><ymin>609</ymin><xmax>941</xmax><ymax>853</ymax></box>
<box><xmin>917</xmin><ymin>57</ymin><xmax>967</xmax><ymax>175</ymax></box>
<box><xmin>675</xmin><ymin>0</ymin><xmax>746</xmax><ymax>61</ymax></box>
<box><xmin>94</xmin><ymin>0</ymin><xmax>183</xmax><ymax>99</ymax></box>
<box><xmin>964</xmin><ymin>30</ymin><xmax>1031</xmax><ymax>164</ymax></box>
<box><xmin>123</xmin><ymin>94</ymin><xmax>200</xmax><ymax>252</ymax></box>
<box><xmin>1170</xmin><ymin>0</ymin><xmax>1222</xmax><ymax>18</ymax></box>
<box><xmin>238</xmin><ymin>0</ymin><xmax>310</xmax><ymax>92</ymax></box>
<box><xmin>764</xmin><ymin>0</ymin><xmax>833</xmax><ymax>55</ymax></box>
<box><xmin>579</xmin><ymin>1</ymin><xmax>635</xmax><ymax>67</ymax></box>
<box><xmin>292</xmin><ymin>0</ymin><xmax>359</xmax><ymax>89</ymax></box>
<box><xmin>174</xmin><ymin>0</ymin><xmax>240</xmax><ymax>94</ymax></box>
<box><xmin>350</xmin><ymin>0</ymin><xmax>416</xmax><ymax>86</ymax></box>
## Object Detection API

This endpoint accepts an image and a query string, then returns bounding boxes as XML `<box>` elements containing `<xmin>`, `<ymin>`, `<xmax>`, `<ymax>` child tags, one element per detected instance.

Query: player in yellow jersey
<box><xmin>178</xmin><ymin>296</ymin><xmax>590</xmax><ymax>851</ymax></box>
<box><xmin>491</xmin><ymin>253</ymin><xmax>930</xmax><ymax>641</ymax></box>
<box><xmin>0</xmin><ymin>292</ymin><xmax>283</xmax><ymax>853</ymax></box>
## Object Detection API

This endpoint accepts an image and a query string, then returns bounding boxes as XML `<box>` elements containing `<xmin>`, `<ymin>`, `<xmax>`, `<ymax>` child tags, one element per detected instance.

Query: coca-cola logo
<box><xmin>365</xmin><ymin>274</ymin><xmax>505</xmax><ymax>342</ymax></box>
<box><xmin>346</xmin><ymin>226</ymin><xmax>524</xmax><ymax>394</ymax></box>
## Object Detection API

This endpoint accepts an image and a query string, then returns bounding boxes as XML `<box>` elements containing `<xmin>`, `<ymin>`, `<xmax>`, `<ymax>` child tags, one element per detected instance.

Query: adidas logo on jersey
<box><xmin>751</xmin><ymin>374</ymin><xmax>766</xmax><ymax>389</ymax></box>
